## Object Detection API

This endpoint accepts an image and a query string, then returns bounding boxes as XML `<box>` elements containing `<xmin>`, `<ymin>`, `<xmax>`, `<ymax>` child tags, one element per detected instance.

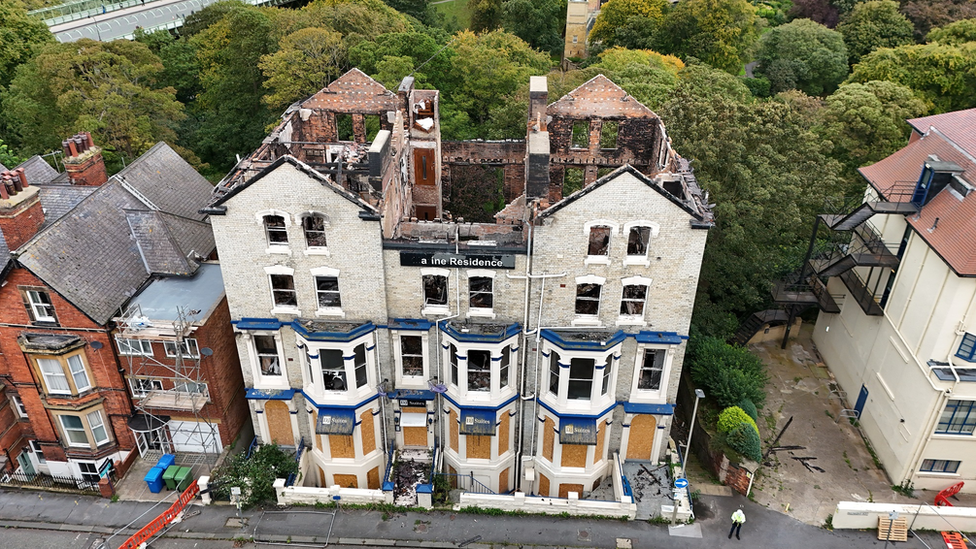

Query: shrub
<box><xmin>726</xmin><ymin>422</ymin><xmax>762</xmax><ymax>462</ymax></box>
<box><xmin>688</xmin><ymin>336</ymin><xmax>769</xmax><ymax>408</ymax></box>
<box><xmin>737</xmin><ymin>398</ymin><xmax>759</xmax><ymax>422</ymax></box>
<box><xmin>718</xmin><ymin>406</ymin><xmax>759</xmax><ymax>436</ymax></box>
<box><xmin>211</xmin><ymin>444</ymin><xmax>298</xmax><ymax>508</ymax></box>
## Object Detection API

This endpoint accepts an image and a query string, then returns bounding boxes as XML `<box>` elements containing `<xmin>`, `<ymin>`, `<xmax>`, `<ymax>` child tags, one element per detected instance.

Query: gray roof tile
<box><xmin>37</xmin><ymin>185</ymin><xmax>97</xmax><ymax>228</ymax></box>
<box><xmin>16</xmin><ymin>156</ymin><xmax>60</xmax><ymax>186</ymax></box>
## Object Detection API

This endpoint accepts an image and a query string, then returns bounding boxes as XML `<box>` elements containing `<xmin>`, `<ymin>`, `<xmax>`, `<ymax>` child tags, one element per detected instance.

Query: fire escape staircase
<box><xmin>819</xmin><ymin>200</ymin><xmax>918</xmax><ymax>232</ymax></box>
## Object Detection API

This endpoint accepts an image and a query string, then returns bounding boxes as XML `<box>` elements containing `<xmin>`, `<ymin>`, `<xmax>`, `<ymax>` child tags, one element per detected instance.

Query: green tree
<box><xmin>901</xmin><ymin>0</ymin><xmax>976</xmax><ymax>40</ymax></box>
<box><xmin>837</xmin><ymin>0</ymin><xmax>914</xmax><ymax>65</ymax></box>
<box><xmin>347</xmin><ymin>31</ymin><xmax>456</xmax><ymax>91</ymax></box>
<box><xmin>260</xmin><ymin>28</ymin><xmax>347</xmax><ymax>109</ymax></box>
<box><xmin>470</xmin><ymin>0</ymin><xmax>504</xmax><ymax>31</ymax></box>
<box><xmin>0</xmin><ymin>138</ymin><xmax>21</xmax><ymax>168</ymax></box>
<box><xmin>687</xmin><ymin>334</ymin><xmax>769</xmax><ymax>408</ymax></box>
<box><xmin>501</xmin><ymin>0</ymin><xmax>569</xmax><ymax>55</ymax></box>
<box><xmin>134</xmin><ymin>29</ymin><xmax>201</xmax><ymax>104</ymax></box>
<box><xmin>300</xmin><ymin>0</ymin><xmax>411</xmax><ymax>38</ymax></box>
<box><xmin>656</xmin><ymin>0</ymin><xmax>760</xmax><ymax>74</ymax></box>
<box><xmin>189</xmin><ymin>3</ymin><xmax>279</xmax><ymax>170</ymax></box>
<box><xmin>821</xmin><ymin>80</ymin><xmax>927</xmax><ymax>172</ymax></box>
<box><xmin>0</xmin><ymin>4</ymin><xmax>54</xmax><ymax>90</ymax></box>
<box><xmin>211</xmin><ymin>444</ymin><xmax>298</xmax><ymax>508</ymax></box>
<box><xmin>847</xmin><ymin>41</ymin><xmax>976</xmax><ymax>112</ymax></box>
<box><xmin>661</xmin><ymin>64</ymin><xmax>847</xmax><ymax>317</ymax></box>
<box><xmin>589</xmin><ymin>0</ymin><xmax>669</xmax><ymax>45</ymax></box>
<box><xmin>578</xmin><ymin>47</ymin><xmax>684</xmax><ymax>110</ymax></box>
<box><xmin>756</xmin><ymin>18</ymin><xmax>849</xmax><ymax>95</ymax></box>
<box><xmin>926</xmin><ymin>18</ymin><xmax>976</xmax><ymax>44</ymax></box>
<box><xmin>726</xmin><ymin>422</ymin><xmax>762</xmax><ymax>461</ymax></box>
<box><xmin>1</xmin><ymin>39</ymin><xmax>183</xmax><ymax>161</ymax></box>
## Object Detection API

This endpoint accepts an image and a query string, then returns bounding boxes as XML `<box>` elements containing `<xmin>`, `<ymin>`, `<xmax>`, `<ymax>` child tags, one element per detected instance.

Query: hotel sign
<box><xmin>399</xmin><ymin>251</ymin><xmax>516</xmax><ymax>269</ymax></box>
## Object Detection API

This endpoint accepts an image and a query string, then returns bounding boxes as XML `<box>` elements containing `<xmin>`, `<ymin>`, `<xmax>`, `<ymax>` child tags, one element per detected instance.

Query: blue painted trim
<box><xmin>300</xmin><ymin>390</ymin><xmax>380</xmax><ymax>411</ymax></box>
<box><xmin>441</xmin><ymin>322</ymin><xmax>521</xmax><ymax>343</ymax></box>
<box><xmin>541</xmin><ymin>329</ymin><xmax>626</xmax><ymax>350</ymax></box>
<box><xmin>536</xmin><ymin>399</ymin><xmax>617</xmax><ymax>420</ymax></box>
<box><xmin>235</xmin><ymin>318</ymin><xmax>283</xmax><ymax>331</ymax></box>
<box><xmin>633</xmin><ymin>331</ymin><xmax>686</xmax><ymax>345</ymax></box>
<box><xmin>440</xmin><ymin>392</ymin><xmax>519</xmax><ymax>412</ymax></box>
<box><xmin>246</xmin><ymin>388</ymin><xmax>296</xmax><ymax>400</ymax></box>
<box><xmin>623</xmin><ymin>401</ymin><xmax>675</xmax><ymax>415</ymax></box>
<box><xmin>388</xmin><ymin>318</ymin><xmax>434</xmax><ymax>331</ymax></box>
<box><xmin>390</xmin><ymin>389</ymin><xmax>437</xmax><ymax>401</ymax></box>
<box><xmin>292</xmin><ymin>320</ymin><xmax>376</xmax><ymax>342</ymax></box>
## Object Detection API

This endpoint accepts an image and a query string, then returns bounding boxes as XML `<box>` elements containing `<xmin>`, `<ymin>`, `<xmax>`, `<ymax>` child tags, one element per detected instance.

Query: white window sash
<box><xmin>87</xmin><ymin>410</ymin><xmax>109</xmax><ymax>445</ymax></box>
<box><xmin>38</xmin><ymin>358</ymin><xmax>70</xmax><ymax>394</ymax></box>
<box><xmin>67</xmin><ymin>355</ymin><xmax>92</xmax><ymax>392</ymax></box>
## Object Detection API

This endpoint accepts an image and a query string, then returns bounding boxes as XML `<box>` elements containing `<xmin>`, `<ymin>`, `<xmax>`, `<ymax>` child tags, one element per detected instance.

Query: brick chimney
<box><xmin>525</xmin><ymin>76</ymin><xmax>550</xmax><ymax>201</ymax></box>
<box><xmin>0</xmin><ymin>167</ymin><xmax>44</xmax><ymax>250</ymax></box>
<box><xmin>63</xmin><ymin>132</ymin><xmax>108</xmax><ymax>186</ymax></box>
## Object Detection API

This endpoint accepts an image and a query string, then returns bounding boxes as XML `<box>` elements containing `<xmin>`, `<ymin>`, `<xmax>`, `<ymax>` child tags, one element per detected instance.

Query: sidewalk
<box><xmin>0</xmin><ymin>487</ymin><xmax>957</xmax><ymax>549</ymax></box>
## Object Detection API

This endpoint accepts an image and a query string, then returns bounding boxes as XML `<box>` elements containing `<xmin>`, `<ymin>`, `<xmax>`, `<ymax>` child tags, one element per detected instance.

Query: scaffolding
<box><xmin>118</xmin><ymin>304</ymin><xmax>220</xmax><ymax>470</ymax></box>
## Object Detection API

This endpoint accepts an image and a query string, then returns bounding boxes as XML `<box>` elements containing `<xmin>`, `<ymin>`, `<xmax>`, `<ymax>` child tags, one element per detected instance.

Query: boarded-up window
<box><xmin>265</xmin><ymin>401</ymin><xmax>292</xmax><ymax>445</ymax></box>
<box><xmin>499</xmin><ymin>467</ymin><xmax>510</xmax><ymax>494</ymax></box>
<box><xmin>561</xmin><ymin>441</ymin><xmax>587</xmax><ymax>468</ymax></box>
<box><xmin>450</xmin><ymin>410</ymin><xmax>459</xmax><ymax>452</ymax></box>
<box><xmin>499</xmin><ymin>412</ymin><xmax>510</xmax><ymax>453</ymax></box>
<box><xmin>559</xmin><ymin>483</ymin><xmax>584</xmax><ymax>499</ymax></box>
<box><xmin>414</xmin><ymin>149</ymin><xmax>436</xmax><ymax>186</ymax></box>
<box><xmin>467</xmin><ymin>435</ymin><xmax>491</xmax><ymax>459</ymax></box>
<box><xmin>595</xmin><ymin>425</ymin><xmax>606</xmax><ymax>463</ymax></box>
<box><xmin>538</xmin><ymin>473</ymin><xmax>550</xmax><ymax>497</ymax></box>
<box><xmin>543</xmin><ymin>417</ymin><xmax>555</xmax><ymax>461</ymax></box>
<box><xmin>330</xmin><ymin>435</ymin><xmax>355</xmax><ymax>458</ymax></box>
<box><xmin>626</xmin><ymin>414</ymin><xmax>657</xmax><ymax>460</ymax></box>
<box><xmin>571</xmin><ymin>121</ymin><xmax>589</xmax><ymax>149</ymax></box>
<box><xmin>600</xmin><ymin>120</ymin><xmax>618</xmax><ymax>149</ymax></box>
<box><xmin>367</xmin><ymin>467</ymin><xmax>380</xmax><ymax>489</ymax></box>
<box><xmin>360</xmin><ymin>410</ymin><xmax>375</xmax><ymax>454</ymax></box>
<box><xmin>335</xmin><ymin>473</ymin><xmax>358</xmax><ymax>488</ymax></box>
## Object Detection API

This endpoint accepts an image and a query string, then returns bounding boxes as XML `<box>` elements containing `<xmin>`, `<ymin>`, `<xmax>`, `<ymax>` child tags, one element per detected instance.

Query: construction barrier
<box><xmin>118</xmin><ymin>479</ymin><xmax>199</xmax><ymax>549</ymax></box>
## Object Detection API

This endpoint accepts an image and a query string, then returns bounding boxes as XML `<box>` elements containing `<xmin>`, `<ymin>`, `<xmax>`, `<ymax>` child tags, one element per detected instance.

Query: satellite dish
<box><xmin>90</xmin><ymin>341</ymin><xmax>104</xmax><ymax>350</ymax></box>
<box><xmin>200</xmin><ymin>347</ymin><xmax>214</xmax><ymax>356</ymax></box>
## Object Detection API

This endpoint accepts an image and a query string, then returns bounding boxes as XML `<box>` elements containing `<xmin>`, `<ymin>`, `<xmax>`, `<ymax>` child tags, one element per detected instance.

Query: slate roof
<box><xmin>37</xmin><ymin>185</ymin><xmax>97</xmax><ymax>229</ymax></box>
<box><xmin>16</xmin><ymin>143</ymin><xmax>215</xmax><ymax>324</ymax></box>
<box><xmin>860</xmin><ymin>129</ymin><xmax>976</xmax><ymax>276</ymax></box>
<box><xmin>16</xmin><ymin>156</ymin><xmax>60</xmax><ymax>185</ymax></box>
<box><xmin>907</xmin><ymin>108</ymin><xmax>976</xmax><ymax>155</ymax></box>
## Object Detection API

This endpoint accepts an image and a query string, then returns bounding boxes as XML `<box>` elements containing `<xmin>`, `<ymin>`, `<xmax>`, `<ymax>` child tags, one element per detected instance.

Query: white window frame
<box><xmin>301</xmin><ymin>333</ymin><xmax>375</xmax><ymax>401</ymax></box>
<box><xmin>59</xmin><ymin>415</ymin><xmax>90</xmax><ymax>447</ymax></box>
<box><xmin>622</xmin><ymin>221</ymin><xmax>659</xmax><ymax>267</ymax></box>
<box><xmin>395</xmin><ymin>331</ymin><xmax>428</xmax><ymax>384</ymax></box>
<box><xmin>256</xmin><ymin>209</ymin><xmax>291</xmax><ymax>254</ymax></box>
<box><xmin>630</xmin><ymin>345</ymin><xmax>673</xmax><ymax>400</ymax></box>
<box><xmin>421</xmin><ymin>268</ymin><xmax>451</xmax><ymax>316</ymax></box>
<box><xmin>467</xmin><ymin>270</ymin><xmax>495</xmax><ymax>318</ymax></box>
<box><xmin>87</xmin><ymin>410</ymin><xmax>110</xmax><ymax>446</ymax></box>
<box><xmin>265</xmin><ymin>265</ymin><xmax>299</xmax><ymax>314</ymax></box>
<box><xmin>542</xmin><ymin>341</ymin><xmax>618</xmax><ymax>410</ymax></box>
<box><xmin>617</xmin><ymin>275</ymin><xmax>651</xmax><ymax>326</ymax></box>
<box><xmin>583</xmin><ymin>220</ymin><xmax>619</xmax><ymax>265</ymax></box>
<box><xmin>38</xmin><ymin>358</ymin><xmax>71</xmax><ymax>395</ymax></box>
<box><xmin>297</xmin><ymin>212</ymin><xmax>330</xmax><ymax>255</ymax></box>
<box><xmin>29</xmin><ymin>440</ymin><xmax>45</xmax><ymax>464</ymax></box>
<box><xmin>116</xmin><ymin>337</ymin><xmax>153</xmax><ymax>356</ymax></box>
<box><xmin>311</xmin><ymin>266</ymin><xmax>344</xmax><ymax>317</ymax></box>
<box><xmin>67</xmin><ymin>354</ymin><xmax>92</xmax><ymax>392</ymax></box>
<box><xmin>573</xmin><ymin>275</ymin><xmax>605</xmax><ymax>326</ymax></box>
<box><xmin>442</xmin><ymin>335</ymin><xmax>519</xmax><ymax>401</ymax></box>
<box><xmin>128</xmin><ymin>377</ymin><xmax>164</xmax><ymax>397</ymax></box>
<box><xmin>11</xmin><ymin>395</ymin><xmax>28</xmax><ymax>418</ymax></box>
<box><xmin>27</xmin><ymin>290</ymin><xmax>57</xmax><ymax>323</ymax></box>
<box><xmin>164</xmin><ymin>338</ymin><xmax>200</xmax><ymax>359</ymax></box>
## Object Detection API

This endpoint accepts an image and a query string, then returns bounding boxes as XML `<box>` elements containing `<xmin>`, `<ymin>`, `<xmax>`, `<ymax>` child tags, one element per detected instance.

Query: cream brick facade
<box><xmin>207</xmin><ymin>70</ymin><xmax>713</xmax><ymax>497</ymax></box>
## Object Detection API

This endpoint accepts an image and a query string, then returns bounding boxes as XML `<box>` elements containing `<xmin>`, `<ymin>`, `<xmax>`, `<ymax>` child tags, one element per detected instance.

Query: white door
<box><xmin>169</xmin><ymin>420</ymin><xmax>221</xmax><ymax>454</ymax></box>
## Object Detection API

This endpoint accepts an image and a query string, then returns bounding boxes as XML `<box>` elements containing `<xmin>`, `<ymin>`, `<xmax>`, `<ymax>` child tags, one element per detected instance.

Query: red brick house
<box><xmin>0</xmin><ymin>136</ymin><xmax>249</xmax><ymax>488</ymax></box>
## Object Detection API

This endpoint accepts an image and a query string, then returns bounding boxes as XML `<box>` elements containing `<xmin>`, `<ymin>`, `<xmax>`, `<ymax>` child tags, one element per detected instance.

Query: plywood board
<box><xmin>499</xmin><ymin>413</ymin><xmax>510</xmax><ymax>454</ymax></box>
<box><xmin>626</xmin><ymin>415</ymin><xmax>656</xmax><ymax>460</ymax></box>
<box><xmin>595</xmin><ymin>425</ymin><xmax>606</xmax><ymax>463</ymax></box>
<box><xmin>265</xmin><ymin>401</ymin><xmax>292</xmax><ymax>445</ymax></box>
<box><xmin>330</xmin><ymin>435</ymin><xmax>355</xmax><ymax>458</ymax></box>
<box><xmin>561</xmin><ymin>441</ymin><xmax>587</xmax><ymax>468</ymax></box>
<box><xmin>538</xmin><ymin>473</ymin><xmax>550</xmax><ymax>497</ymax></box>
<box><xmin>543</xmin><ymin>417</ymin><xmax>554</xmax><ymax>461</ymax></box>
<box><xmin>467</xmin><ymin>435</ymin><xmax>491</xmax><ymax>459</ymax></box>
<box><xmin>335</xmin><ymin>473</ymin><xmax>358</xmax><ymax>489</ymax></box>
<box><xmin>367</xmin><ymin>467</ymin><xmax>380</xmax><ymax>489</ymax></box>
<box><xmin>404</xmin><ymin>426</ymin><xmax>427</xmax><ymax>447</ymax></box>
<box><xmin>360</xmin><ymin>410</ymin><xmax>375</xmax><ymax>454</ymax></box>
<box><xmin>499</xmin><ymin>467</ymin><xmax>510</xmax><ymax>494</ymax></box>
<box><xmin>559</xmin><ymin>483</ymin><xmax>584</xmax><ymax>499</ymax></box>
<box><xmin>450</xmin><ymin>410</ymin><xmax>459</xmax><ymax>452</ymax></box>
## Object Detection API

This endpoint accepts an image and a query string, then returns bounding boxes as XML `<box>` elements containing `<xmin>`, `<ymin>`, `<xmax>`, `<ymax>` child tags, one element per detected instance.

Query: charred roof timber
<box><xmin>207</xmin><ymin>70</ymin><xmax>714</xmax><ymax>239</ymax></box>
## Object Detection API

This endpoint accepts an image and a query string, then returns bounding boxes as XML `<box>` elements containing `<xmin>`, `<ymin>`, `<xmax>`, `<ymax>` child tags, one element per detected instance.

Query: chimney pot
<box><xmin>15</xmin><ymin>167</ymin><xmax>28</xmax><ymax>189</ymax></box>
<box><xmin>9</xmin><ymin>172</ymin><xmax>22</xmax><ymax>192</ymax></box>
<box><xmin>84</xmin><ymin>131</ymin><xmax>94</xmax><ymax>148</ymax></box>
<box><xmin>0</xmin><ymin>183</ymin><xmax>8</xmax><ymax>200</ymax></box>
<box><xmin>67</xmin><ymin>139</ymin><xmax>78</xmax><ymax>157</ymax></box>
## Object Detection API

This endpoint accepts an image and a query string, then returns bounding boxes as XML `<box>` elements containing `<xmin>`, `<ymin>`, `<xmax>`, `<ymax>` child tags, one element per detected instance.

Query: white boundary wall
<box><xmin>274</xmin><ymin>479</ymin><xmax>392</xmax><ymax>506</ymax></box>
<box><xmin>459</xmin><ymin>491</ymin><xmax>637</xmax><ymax>519</ymax></box>
<box><xmin>833</xmin><ymin>501</ymin><xmax>976</xmax><ymax>531</ymax></box>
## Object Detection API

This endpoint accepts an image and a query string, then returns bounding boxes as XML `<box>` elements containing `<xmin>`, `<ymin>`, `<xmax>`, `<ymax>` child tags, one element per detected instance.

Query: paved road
<box><xmin>51</xmin><ymin>0</ymin><xmax>221</xmax><ymax>42</ymax></box>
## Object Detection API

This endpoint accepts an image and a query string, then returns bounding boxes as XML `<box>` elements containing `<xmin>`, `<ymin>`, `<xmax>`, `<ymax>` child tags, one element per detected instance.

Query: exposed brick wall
<box><xmin>64</xmin><ymin>152</ymin><xmax>108</xmax><ymax>187</ymax></box>
<box><xmin>0</xmin><ymin>191</ymin><xmax>44</xmax><ymax>250</ymax></box>
<box><xmin>195</xmin><ymin>296</ymin><xmax>249</xmax><ymax>447</ymax></box>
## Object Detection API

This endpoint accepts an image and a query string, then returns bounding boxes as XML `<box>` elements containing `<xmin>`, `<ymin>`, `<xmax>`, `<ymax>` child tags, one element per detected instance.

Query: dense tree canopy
<box><xmin>926</xmin><ymin>17</ymin><xmax>976</xmax><ymax>43</ymax></box>
<box><xmin>260</xmin><ymin>28</ymin><xmax>347</xmax><ymax>109</ymax></box>
<box><xmin>589</xmin><ymin>0</ymin><xmax>669</xmax><ymax>45</ymax></box>
<box><xmin>469</xmin><ymin>0</ymin><xmax>504</xmax><ymax>31</ymax></box>
<box><xmin>847</xmin><ymin>41</ymin><xmax>976</xmax><ymax>112</ymax></box>
<box><xmin>500</xmin><ymin>0</ymin><xmax>568</xmax><ymax>54</ymax></box>
<box><xmin>901</xmin><ymin>0</ymin><xmax>976</xmax><ymax>39</ymax></box>
<box><xmin>656</xmin><ymin>0</ymin><xmax>760</xmax><ymax>74</ymax></box>
<box><xmin>838</xmin><ymin>0</ymin><xmax>915</xmax><ymax>64</ymax></box>
<box><xmin>756</xmin><ymin>18</ymin><xmax>849</xmax><ymax>95</ymax></box>
<box><xmin>1</xmin><ymin>39</ymin><xmax>183</xmax><ymax>162</ymax></box>
<box><xmin>0</xmin><ymin>4</ymin><xmax>54</xmax><ymax>90</ymax></box>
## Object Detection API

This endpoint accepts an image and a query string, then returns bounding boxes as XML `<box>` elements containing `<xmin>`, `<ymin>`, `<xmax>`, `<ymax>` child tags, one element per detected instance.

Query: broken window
<box><xmin>601</xmin><ymin>355</ymin><xmax>613</xmax><ymax>395</ymax></box>
<box><xmin>270</xmin><ymin>274</ymin><xmax>297</xmax><ymax>307</ymax></box>
<box><xmin>320</xmin><ymin>350</ymin><xmax>346</xmax><ymax>391</ymax></box>
<box><xmin>423</xmin><ymin>275</ymin><xmax>448</xmax><ymax>307</ymax></box>
<box><xmin>264</xmin><ymin>215</ymin><xmax>288</xmax><ymax>246</ymax></box>
<box><xmin>365</xmin><ymin>115</ymin><xmax>381</xmax><ymax>142</ymax></box>
<box><xmin>400</xmin><ymin>335</ymin><xmax>424</xmax><ymax>377</ymax></box>
<box><xmin>549</xmin><ymin>352</ymin><xmax>560</xmax><ymax>395</ymax></box>
<box><xmin>571</xmin><ymin>120</ymin><xmax>590</xmax><ymax>149</ymax></box>
<box><xmin>568</xmin><ymin>358</ymin><xmax>594</xmax><ymax>400</ymax></box>
<box><xmin>336</xmin><ymin>113</ymin><xmax>354</xmax><ymax>141</ymax></box>
<box><xmin>597</xmin><ymin>167</ymin><xmax>614</xmax><ymax>179</ymax></box>
<box><xmin>303</xmin><ymin>214</ymin><xmax>327</xmax><ymax>248</ymax></box>
<box><xmin>600</xmin><ymin>120</ymin><xmax>618</xmax><ymax>149</ymax></box>
<box><xmin>587</xmin><ymin>226</ymin><xmax>611</xmax><ymax>256</ymax></box>
<box><xmin>500</xmin><ymin>345</ymin><xmax>511</xmax><ymax>389</ymax></box>
<box><xmin>254</xmin><ymin>335</ymin><xmax>281</xmax><ymax>376</ymax></box>
<box><xmin>469</xmin><ymin>277</ymin><xmax>493</xmax><ymax>310</ymax></box>
<box><xmin>24</xmin><ymin>289</ymin><xmax>57</xmax><ymax>323</ymax></box>
<box><xmin>315</xmin><ymin>276</ymin><xmax>342</xmax><ymax>309</ymax></box>
<box><xmin>354</xmin><ymin>344</ymin><xmax>368</xmax><ymax>388</ymax></box>
<box><xmin>450</xmin><ymin>344</ymin><xmax>459</xmax><ymax>386</ymax></box>
<box><xmin>620</xmin><ymin>284</ymin><xmax>647</xmax><ymax>316</ymax></box>
<box><xmin>564</xmin><ymin>167</ymin><xmax>584</xmax><ymax>196</ymax></box>
<box><xmin>627</xmin><ymin>226</ymin><xmax>651</xmax><ymax>256</ymax></box>
<box><xmin>575</xmin><ymin>283</ymin><xmax>602</xmax><ymax>315</ymax></box>
<box><xmin>638</xmin><ymin>349</ymin><xmax>666</xmax><ymax>391</ymax></box>
<box><xmin>467</xmin><ymin>350</ymin><xmax>491</xmax><ymax>392</ymax></box>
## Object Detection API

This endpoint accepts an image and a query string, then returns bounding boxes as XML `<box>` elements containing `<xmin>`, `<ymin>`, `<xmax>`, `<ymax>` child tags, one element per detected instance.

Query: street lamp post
<box><xmin>681</xmin><ymin>388</ymin><xmax>705</xmax><ymax>475</ymax></box>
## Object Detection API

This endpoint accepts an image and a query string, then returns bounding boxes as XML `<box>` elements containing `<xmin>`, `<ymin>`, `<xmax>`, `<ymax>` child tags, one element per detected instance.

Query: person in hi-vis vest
<box><xmin>728</xmin><ymin>507</ymin><xmax>746</xmax><ymax>540</ymax></box>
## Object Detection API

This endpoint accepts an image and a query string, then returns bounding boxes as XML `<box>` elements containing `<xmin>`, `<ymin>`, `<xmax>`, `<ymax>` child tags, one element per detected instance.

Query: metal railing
<box><xmin>431</xmin><ymin>472</ymin><xmax>496</xmax><ymax>494</ymax></box>
<box><xmin>284</xmin><ymin>437</ymin><xmax>305</xmax><ymax>487</ymax></box>
<box><xmin>1</xmin><ymin>471</ymin><xmax>101</xmax><ymax>494</ymax></box>
<box><xmin>245</xmin><ymin>436</ymin><xmax>258</xmax><ymax>459</ymax></box>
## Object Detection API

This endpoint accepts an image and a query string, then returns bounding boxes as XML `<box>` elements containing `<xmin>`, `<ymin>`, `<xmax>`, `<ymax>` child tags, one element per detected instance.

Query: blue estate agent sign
<box><xmin>399</xmin><ymin>251</ymin><xmax>516</xmax><ymax>269</ymax></box>
<box><xmin>675</xmin><ymin>478</ymin><xmax>689</xmax><ymax>489</ymax></box>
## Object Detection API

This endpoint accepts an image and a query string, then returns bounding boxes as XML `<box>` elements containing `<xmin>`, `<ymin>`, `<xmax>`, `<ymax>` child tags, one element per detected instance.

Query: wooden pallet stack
<box><xmin>877</xmin><ymin>517</ymin><xmax>908</xmax><ymax>541</ymax></box>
